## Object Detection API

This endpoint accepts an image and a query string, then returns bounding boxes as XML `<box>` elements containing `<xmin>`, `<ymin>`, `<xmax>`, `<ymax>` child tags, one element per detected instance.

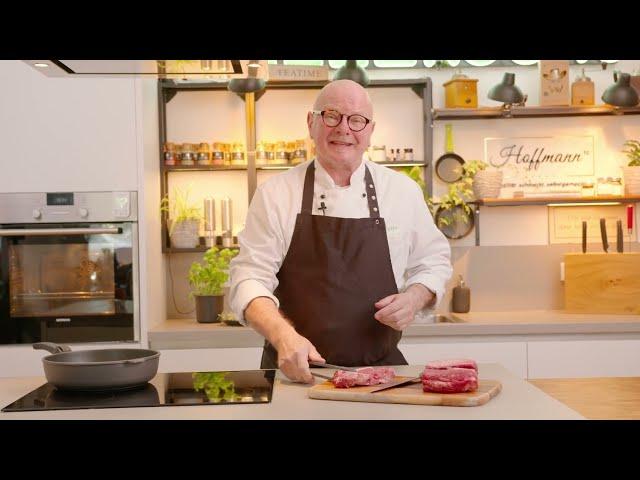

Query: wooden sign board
<box><xmin>549</xmin><ymin>205</ymin><xmax>633</xmax><ymax>244</ymax></box>
<box><xmin>484</xmin><ymin>135</ymin><xmax>595</xmax><ymax>198</ymax></box>
<box><xmin>268</xmin><ymin>65</ymin><xmax>329</xmax><ymax>82</ymax></box>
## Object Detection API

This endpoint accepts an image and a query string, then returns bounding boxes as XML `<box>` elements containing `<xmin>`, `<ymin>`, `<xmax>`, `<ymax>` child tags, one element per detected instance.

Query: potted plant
<box><xmin>622</xmin><ymin>140</ymin><xmax>640</xmax><ymax>195</ymax></box>
<box><xmin>160</xmin><ymin>186</ymin><xmax>203</xmax><ymax>248</ymax></box>
<box><xmin>465</xmin><ymin>160</ymin><xmax>503</xmax><ymax>200</ymax></box>
<box><xmin>188</xmin><ymin>247</ymin><xmax>238</xmax><ymax>324</ymax></box>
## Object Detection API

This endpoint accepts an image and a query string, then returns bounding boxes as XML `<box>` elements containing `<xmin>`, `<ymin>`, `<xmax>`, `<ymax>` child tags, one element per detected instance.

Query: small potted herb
<box><xmin>188</xmin><ymin>247</ymin><xmax>238</xmax><ymax>323</ymax></box>
<box><xmin>622</xmin><ymin>140</ymin><xmax>640</xmax><ymax>195</ymax></box>
<box><xmin>160</xmin><ymin>185</ymin><xmax>203</xmax><ymax>249</ymax></box>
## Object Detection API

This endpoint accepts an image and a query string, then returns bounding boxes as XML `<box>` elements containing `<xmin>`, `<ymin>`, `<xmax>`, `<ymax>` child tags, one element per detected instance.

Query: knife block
<box><xmin>564</xmin><ymin>253</ymin><xmax>640</xmax><ymax>314</ymax></box>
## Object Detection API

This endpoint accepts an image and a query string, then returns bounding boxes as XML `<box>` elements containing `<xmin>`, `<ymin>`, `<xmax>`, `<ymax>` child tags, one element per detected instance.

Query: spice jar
<box><xmin>370</xmin><ymin>145</ymin><xmax>386</xmax><ymax>163</ymax></box>
<box><xmin>256</xmin><ymin>142</ymin><xmax>268</xmax><ymax>165</ymax></box>
<box><xmin>264</xmin><ymin>143</ymin><xmax>275</xmax><ymax>164</ymax></box>
<box><xmin>404</xmin><ymin>148</ymin><xmax>414</xmax><ymax>161</ymax></box>
<box><xmin>273</xmin><ymin>141</ymin><xmax>288</xmax><ymax>165</ymax></box>
<box><xmin>180</xmin><ymin>143</ymin><xmax>196</xmax><ymax>166</ymax></box>
<box><xmin>164</xmin><ymin>142</ymin><xmax>178</xmax><ymax>166</ymax></box>
<box><xmin>290</xmin><ymin>139</ymin><xmax>307</xmax><ymax>165</ymax></box>
<box><xmin>230</xmin><ymin>142</ymin><xmax>245</xmax><ymax>165</ymax></box>
<box><xmin>211</xmin><ymin>142</ymin><xmax>225</xmax><ymax>166</ymax></box>
<box><xmin>196</xmin><ymin>143</ymin><xmax>211</xmax><ymax>165</ymax></box>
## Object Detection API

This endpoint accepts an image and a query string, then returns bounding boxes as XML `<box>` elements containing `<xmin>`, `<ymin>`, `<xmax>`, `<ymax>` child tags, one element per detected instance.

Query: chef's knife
<box><xmin>369</xmin><ymin>376</ymin><xmax>422</xmax><ymax>393</ymax></box>
<box><xmin>308</xmin><ymin>361</ymin><xmax>358</xmax><ymax>372</ymax></box>
<box><xmin>582</xmin><ymin>221</ymin><xmax>587</xmax><ymax>253</ymax></box>
<box><xmin>600</xmin><ymin>218</ymin><xmax>608</xmax><ymax>253</ymax></box>
<box><xmin>616</xmin><ymin>220</ymin><xmax>623</xmax><ymax>253</ymax></box>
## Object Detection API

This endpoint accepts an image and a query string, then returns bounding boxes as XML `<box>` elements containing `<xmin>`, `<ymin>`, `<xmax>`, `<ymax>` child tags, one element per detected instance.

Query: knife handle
<box><xmin>582</xmin><ymin>221</ymin><xmax>587</xmax><ymax>253</ymax></box>
<box><xmin>617</xmin><ymin>220</ymin><xmax>623</xmax><ymax>253</ymax></box>
<box><xmin>600</xmin><ymin>218</ymin><xmax>608</xmax><ymax>253</ymax></box>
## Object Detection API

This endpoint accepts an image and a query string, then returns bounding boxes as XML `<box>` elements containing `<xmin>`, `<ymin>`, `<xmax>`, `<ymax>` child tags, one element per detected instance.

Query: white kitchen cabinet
<box><xmin>527</xmin><ymin>339</ymin><xmax>640</xmax><ymax>378</ymax></box>
<box><xmin>0</xmin><ymin>61</ymin><xmax>138</xmax><ymax>192</ymax></box>
<box><xmin>398</xmin><ymin>341</ymin><xmax>528</xmax><ymax>378</ymax></box>
<box><xmin>157</xmin><ymin>347</ymin><xmax>263</xmax><ymax>373</ymax></box>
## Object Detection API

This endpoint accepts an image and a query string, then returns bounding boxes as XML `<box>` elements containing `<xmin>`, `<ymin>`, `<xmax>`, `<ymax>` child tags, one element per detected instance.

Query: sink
<box><xmin>413</xmin><ymin>313</ymin><xmax>463</xmax><ymax>324</ymax></box>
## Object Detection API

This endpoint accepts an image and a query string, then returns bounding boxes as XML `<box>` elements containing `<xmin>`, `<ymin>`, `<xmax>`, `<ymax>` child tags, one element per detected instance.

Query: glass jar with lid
<box><xmin>255</xmin><ymin>141</ymin><xmax>268</xmax><ymax>165</ymax></box>
<box><xmin>164</xmin><ymin>142</ymin><xmax>178</xmax><ymax>166</ymax></box>
<box><xmin>211</xmin><ymin>142</ymin><xmax>225</xmax><ymax>166</ymax></box>
<box><xmin>230</xmin><ymin>142</ymin><xmax>245</xmax><ymax>166</ymax></box>
<box><xmin>273</xmin><ymin>141</ymin><xmax>288</xmax><ymax>165</ymax></box>
<box><xmin>180</xmin><ymin>143</ymin><xmax>196</xmax><ymax>166</ymax></box>
<box><xmin>290</xmin><ymin>139</ymin><xmax>307</xmax><ymax>165</ymax></box>
<box><xmin>196</xmin><ymin>143</ymin><xmax>211</xmax><ymax>166</ymax></box>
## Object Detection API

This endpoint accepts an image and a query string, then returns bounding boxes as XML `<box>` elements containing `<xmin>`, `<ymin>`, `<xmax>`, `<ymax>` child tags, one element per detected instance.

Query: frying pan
<box><xmin>435</xmin><ymin>204</ymin><xmax>475</xmax><ymax>240</ymax></box>
<box><xmin>33</xmin><ymin>342</ymin><xmax>160</xmax><ymax>392</ymax></box>
<box><xmin>435</xmin><ymin>124</ymin><xmax>465</xmax><ymax>183</ymax></box>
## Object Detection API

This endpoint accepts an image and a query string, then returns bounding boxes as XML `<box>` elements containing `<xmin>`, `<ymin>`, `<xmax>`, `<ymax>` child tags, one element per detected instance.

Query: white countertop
<box><xmin>0</xmin><ymin>364</ymin><xmax>583</xmax><ymax>420</ymax></box>
<box><xmin>148</xmin><ymin>311</ymin><xmax>640</xmax><ymax>349</ymax></box>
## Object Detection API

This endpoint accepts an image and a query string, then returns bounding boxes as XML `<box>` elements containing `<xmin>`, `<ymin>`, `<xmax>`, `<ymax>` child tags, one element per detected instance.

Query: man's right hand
<box><xmin>274</xmin><ymin>330</ymin><xmax>325</xmax><ymax>384</ymax></box>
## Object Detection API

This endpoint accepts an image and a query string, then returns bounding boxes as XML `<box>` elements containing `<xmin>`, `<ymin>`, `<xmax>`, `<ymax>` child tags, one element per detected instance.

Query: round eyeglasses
<box><xmin>311</xmin><ymin>109</ymin><xmax>372</xmax><ymax>132</ymax></box>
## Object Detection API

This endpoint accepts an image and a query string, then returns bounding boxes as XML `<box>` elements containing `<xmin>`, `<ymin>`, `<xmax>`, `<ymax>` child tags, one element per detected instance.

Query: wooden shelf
<box><xmin>160</xmin><ymin>78</ymin><xmax>429</xmax><ymax>91</ymax></box>
<box><xmin>476</xmin><ymin>195</ymin><xmax>640</xmax><ymax>207</ymax></box>
<box><xmin>433</xmin><ymin>105</ymin><xmax>640</xmax><ymax>120</ymax></box>
<box><xmin>163</xmin><ymin>244</ymin><xmax>240</xmax><ymax>254</ymax></box>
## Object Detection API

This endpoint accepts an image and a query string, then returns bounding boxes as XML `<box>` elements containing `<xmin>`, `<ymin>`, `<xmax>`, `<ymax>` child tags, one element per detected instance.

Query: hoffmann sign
<box><xmin>484</xmin><ymin>135</ymin><xmax>595</xmax><ymax>197</ymax></box>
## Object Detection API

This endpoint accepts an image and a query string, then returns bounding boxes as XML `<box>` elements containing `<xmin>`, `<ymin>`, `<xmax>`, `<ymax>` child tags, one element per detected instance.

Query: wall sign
<box><xmin>484</xmin><ymin>135</ymin><xmax>595</xmax><ymax>197</ymax></box>
<box><xmin>549</xmin><ymin>205</ymin><xmax>633</xmax><ymax>244</ymax></box>
<box><xmin>268</xmin><ymin>65</ymin><xmax>329</xmax><ymax>82</ymax></box>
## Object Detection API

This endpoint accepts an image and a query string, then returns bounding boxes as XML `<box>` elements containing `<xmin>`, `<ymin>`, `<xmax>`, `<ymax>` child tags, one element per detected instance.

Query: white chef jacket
<box><xmin>229</xmin><ymin>158</ymin><xmax>452</xmax><ymax>325</ymax></box>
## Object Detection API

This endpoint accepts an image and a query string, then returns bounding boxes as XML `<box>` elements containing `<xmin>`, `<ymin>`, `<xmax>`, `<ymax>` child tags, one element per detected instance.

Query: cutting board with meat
<box><xmin>308</xmin><ymin>359</ymin><xmax>502</xmax><ymax>407</ymax></box>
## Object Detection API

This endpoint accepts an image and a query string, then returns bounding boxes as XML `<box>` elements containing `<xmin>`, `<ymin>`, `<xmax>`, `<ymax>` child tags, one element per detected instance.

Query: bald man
<box><xmin>229</xmin><ymin>79</ymin><xmax>452</xmax><ymax>383</ymax></box>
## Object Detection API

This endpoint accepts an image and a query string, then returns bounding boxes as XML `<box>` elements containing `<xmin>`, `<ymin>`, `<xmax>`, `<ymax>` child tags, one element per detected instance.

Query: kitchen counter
<box><xmin>0</xmin><ymin>363</ymin><xmax>582</xmax><ymax>420</ymax></box>
<box><xmin>149</xmin><ymin>311</ymin><xmax>640</xmax><ymax>350</ymax></box>
<box><xmin>529</xmin><ymin>377</ymin><xmax>640</xmax><ymax>419</ymax></box>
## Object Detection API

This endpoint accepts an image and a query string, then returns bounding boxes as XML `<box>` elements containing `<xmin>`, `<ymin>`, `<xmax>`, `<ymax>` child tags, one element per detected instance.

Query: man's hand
<box><xmin>274</xmin><ymin>330</ymin><xmax>325</xmax><ymax>384</ymax></box>
<box><xmin>374</xmin><ymin>284</ymin><xmax>435</xmax><ymax>331</ymax></box>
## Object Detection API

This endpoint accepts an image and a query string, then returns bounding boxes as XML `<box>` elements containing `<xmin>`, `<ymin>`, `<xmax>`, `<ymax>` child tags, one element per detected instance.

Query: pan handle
<box><xmin>33</xmin><ymin>342</ymin><xmax>72</xmax><ymax>354</ymax></box>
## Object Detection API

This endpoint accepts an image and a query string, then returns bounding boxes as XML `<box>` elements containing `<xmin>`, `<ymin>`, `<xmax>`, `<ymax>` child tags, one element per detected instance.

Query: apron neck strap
<box><xmin>301</xmin><ymin>161</ymin><xmax>381</xmax><ymax>218</ymax></box>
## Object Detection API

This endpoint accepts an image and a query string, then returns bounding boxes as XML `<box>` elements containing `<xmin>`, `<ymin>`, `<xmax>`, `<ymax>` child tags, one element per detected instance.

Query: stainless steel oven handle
<box><xmin>0</xmin><ymin>227</ymin><xmax>123</xmax><ymax>236</ymax></box>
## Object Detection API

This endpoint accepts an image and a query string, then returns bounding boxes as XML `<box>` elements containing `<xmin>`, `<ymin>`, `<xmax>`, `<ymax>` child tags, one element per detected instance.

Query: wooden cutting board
<box><xmin>308</xmin><ymin>376</ymin><xmax>502</xmax><ymax>407</ymax></box>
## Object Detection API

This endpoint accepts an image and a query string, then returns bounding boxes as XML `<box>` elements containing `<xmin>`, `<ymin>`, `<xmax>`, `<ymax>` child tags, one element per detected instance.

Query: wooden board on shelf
<box><xmin>476</xmin><ymin>195</ymin><xmax>640</xmax><ymax>207</ymax></box>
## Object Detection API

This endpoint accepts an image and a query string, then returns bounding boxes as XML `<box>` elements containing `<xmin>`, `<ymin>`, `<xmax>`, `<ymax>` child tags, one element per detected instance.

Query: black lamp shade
<box><xmin>602</xmin><ymin>72</ymin><xmax>639</xmax><ymax>107</ymax></box>
<box><xmin>333</xmin><ymin>60</ymin><xmax>370</xmax><ymax>87</ymax></box>
<box><xmin>488</xmin><ymin>73</ymin><xmax>524</xmax><ymax>104</ymax></box>
<box><xmin>228</xmin><ymin>77</ymin><xmax>266</xmax><ymax>94</ymax></box>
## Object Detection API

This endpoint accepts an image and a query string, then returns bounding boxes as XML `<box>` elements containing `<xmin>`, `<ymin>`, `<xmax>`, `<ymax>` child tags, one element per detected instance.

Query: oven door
<box><xmin>0</xmin><ymin>223</ymin><xmax>138</xmax><ymax>344</ymax></box>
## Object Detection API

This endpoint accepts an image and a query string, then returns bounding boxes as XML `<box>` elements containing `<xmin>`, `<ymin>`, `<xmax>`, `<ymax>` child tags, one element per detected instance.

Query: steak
<box><xmin>421</xmin><ymin>367</ymin><xmax>478</xmax><ymax>393</ymax></box>
<box><xmin>332</xmin><ymin>366</ymin><xmax>396</xmax><ymax>388</ymax></box>
<box><xmin>425</xmin><ymin>359</ymin><xmax>478</xmax><ymax>372</ymax></box>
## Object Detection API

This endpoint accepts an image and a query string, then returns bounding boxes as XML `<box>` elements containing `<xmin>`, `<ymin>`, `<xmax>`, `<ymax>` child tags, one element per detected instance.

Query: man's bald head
<box><xmin>313</xmin><ymin>79</ymin><xmax>373</xmax><ymax>118</ymax></box>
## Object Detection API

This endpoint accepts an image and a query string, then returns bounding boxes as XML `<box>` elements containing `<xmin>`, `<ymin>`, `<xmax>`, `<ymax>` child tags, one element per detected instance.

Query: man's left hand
<box><xmin>374</xmin><ymin>285</ymin><xmax>435</xmax><ymax>331</ymax></box>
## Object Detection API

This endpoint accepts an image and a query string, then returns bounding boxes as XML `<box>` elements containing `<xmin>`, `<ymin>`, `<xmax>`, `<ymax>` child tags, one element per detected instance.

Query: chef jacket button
<box><xmin>375</xmin><ymin>219</ymin><xmax>380</xmax><ymax>224</ymax></box>
<box><xmin>372</xmin><ymin>195</ymin><xmax>376</xmax><ymax>200</ymax></box>
<box><xmin>373</xmin><ymin>207</ymin><xmax>378</xmax><ymax>212</ymax></box>
<box><xmin>369</xmin><ymin>184</ymin><xmax>374</xmax><ymax>188</ymax></box>
<box><xmin>320</xmin><ymin>194</ymin><xmax>325</xmax><ymax>199</ymax></box>
<box><xmin>362</xmin><ymin>193</ymin><xmax>366</xmax><ymax>198</ymax></box>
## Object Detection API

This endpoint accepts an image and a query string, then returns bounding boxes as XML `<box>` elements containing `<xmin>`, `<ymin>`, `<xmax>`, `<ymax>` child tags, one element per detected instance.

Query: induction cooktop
<box><xmin>1</xmin><ymin>370</ymin><xmax>276</xmax><ymax>412</ymax></box>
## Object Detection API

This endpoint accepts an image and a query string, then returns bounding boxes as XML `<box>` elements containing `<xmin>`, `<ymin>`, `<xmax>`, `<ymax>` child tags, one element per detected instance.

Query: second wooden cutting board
<box><xmin>308</xmin><ymin>376</ymin><xmax>502</xmax><ymax>407</ymax></box>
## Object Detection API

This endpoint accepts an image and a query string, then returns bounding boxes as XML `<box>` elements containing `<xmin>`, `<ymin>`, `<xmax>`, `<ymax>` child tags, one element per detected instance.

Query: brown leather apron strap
<box><xmin>364</xmin><ymin>166</ymin><xmax>380</xmax><ymax>218</ymax></box>
<box><xmin>301</xmin><ymin>162</ymin><xmax>316</xmax><ymax>215</ymax></box>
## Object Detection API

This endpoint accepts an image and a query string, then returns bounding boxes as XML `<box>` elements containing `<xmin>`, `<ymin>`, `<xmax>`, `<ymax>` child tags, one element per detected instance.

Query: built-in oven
<box><xmin>0</xmin><ymin>192</ymin><xmax>139</xmax><ymax>345</ymax></box>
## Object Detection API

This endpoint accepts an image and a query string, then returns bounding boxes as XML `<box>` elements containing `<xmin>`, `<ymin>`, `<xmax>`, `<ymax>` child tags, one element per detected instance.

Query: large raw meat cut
<box><xmin>331</xmin><ymin>366</ymin><xmax>396</xmax><ymax>388</ymax></box>
<box><xmin>425</xmin><ymin>358</ymin><xmax>478</xmax><ymax>372</ymax></box>
<box><xmin>421</xmin><ymin>359</ymin><xmax>479</xmax><ymax>393</ymax></box>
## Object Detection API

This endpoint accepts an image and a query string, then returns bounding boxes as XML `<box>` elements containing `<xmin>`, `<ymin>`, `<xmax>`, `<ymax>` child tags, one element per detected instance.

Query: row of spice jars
<box><xmin>164</xmin><ymin>142</ymin><xmax>248</xmax><ymax>166</ymax></box>
<box><xmin>164</xmin><ymin>140</ymin><xmax>314</xmax><ymax>166</ymax></box>
<box><xmin>256</xmin><ymin>140</ymin><xmax>313</xmax><ymax>166</ymax></box>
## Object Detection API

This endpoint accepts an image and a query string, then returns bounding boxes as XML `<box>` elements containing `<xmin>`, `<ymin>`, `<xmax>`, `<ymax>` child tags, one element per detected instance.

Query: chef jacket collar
<box><xmin>313</xmin><ymin>158</ymin><xmax>366</xmax><ymax>190</ymax></box>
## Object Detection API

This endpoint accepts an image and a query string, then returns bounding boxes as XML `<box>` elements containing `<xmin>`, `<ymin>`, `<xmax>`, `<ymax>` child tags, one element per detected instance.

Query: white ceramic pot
<box><xmin>169</xmin><ymin>219</ymin><xmax>200</xmax><ymax>248</ymax></box>
<box><xmin>623</xmin><ymin>166</ymin><xmax>640</xmax><ymax>195</ymax></box>
<box><xmin>472</xmin><ymin>170</ymin><xmax>503</xmax><ymax>199</ymax></box>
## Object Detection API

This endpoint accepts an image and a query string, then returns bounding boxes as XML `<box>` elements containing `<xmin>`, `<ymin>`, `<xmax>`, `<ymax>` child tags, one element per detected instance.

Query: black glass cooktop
<box><xmin>1</xmin><ymin>370</ymin><xmax>276</xmax><ymax>412</ymax></box>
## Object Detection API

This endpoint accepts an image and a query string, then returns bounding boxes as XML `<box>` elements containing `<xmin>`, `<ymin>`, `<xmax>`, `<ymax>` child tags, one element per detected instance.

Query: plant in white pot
<box><xmin>188</xmin><ymin>247</ymin><xmax>238</xmax><ymax>324</ymax></box>
<box><xmin>160</xmin><ymin>186</ymin><xmax>203</xmax><ymax>248</ymax></box>
<box><xmin>622</xmin><ymin>140</ymin><xmax>640</xmax><ymax>195</ymax></box>
<box><xmin>466</xmin><ymin>160</ymin><xmax>503</xmax><ymax>200</ymax></box>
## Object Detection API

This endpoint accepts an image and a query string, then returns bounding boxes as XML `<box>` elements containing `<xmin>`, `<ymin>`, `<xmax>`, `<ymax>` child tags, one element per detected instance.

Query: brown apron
<box><xmin>260</xmin><ymin>161</ymin><xmax>407</xmax><ymax>368</ymax></box>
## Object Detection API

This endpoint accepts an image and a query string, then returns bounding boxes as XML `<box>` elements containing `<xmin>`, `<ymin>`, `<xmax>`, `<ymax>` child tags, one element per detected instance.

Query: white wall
<box><xmin>0</xmin><ymin>60</ymin><xmax>138</xmax><ymax>192</ymax></box>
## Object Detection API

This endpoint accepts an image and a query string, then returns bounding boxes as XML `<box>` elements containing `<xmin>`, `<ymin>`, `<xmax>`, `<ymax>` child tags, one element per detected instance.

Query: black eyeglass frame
<box><xmin>310</xmin><ymin>109</ymin><xmax>372</xmax><ymax>132</ymax></box>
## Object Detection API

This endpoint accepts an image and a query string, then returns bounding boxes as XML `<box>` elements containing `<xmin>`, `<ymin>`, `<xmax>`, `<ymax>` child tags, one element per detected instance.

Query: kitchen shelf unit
<box><xmin>159</xmin><ymin>78</ymin><xmax>433</xmax><ymax>253</ymax></box>
<box><xmin>425</xmin><ymin>82</ymin><xmax>640</xmax><ymax>246</ymax></box>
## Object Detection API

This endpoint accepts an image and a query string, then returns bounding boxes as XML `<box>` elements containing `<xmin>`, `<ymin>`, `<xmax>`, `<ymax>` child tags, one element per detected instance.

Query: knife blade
<box><xmin>600</xmin><ymin>218</ymin><xmax>608</xmax><ymax>253</ymax></box>
<box><xmin>617</xmin><ymin>219</ymin><xmax>623</xmax><ymax>253</ymax></box>
<box><xmin>308</xmin><ymin>361</ymin><xmax>358</xmax><ymax>372</ymax></box>
<box><xmin>582</xmin><ymin>220</ymin><xmax>587</xmax><ymax>253</ymax></box>
<box><xmin>369</xmin><ymin>376</ymin><xmax>422</xmax><ymax>393</ymax></box>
